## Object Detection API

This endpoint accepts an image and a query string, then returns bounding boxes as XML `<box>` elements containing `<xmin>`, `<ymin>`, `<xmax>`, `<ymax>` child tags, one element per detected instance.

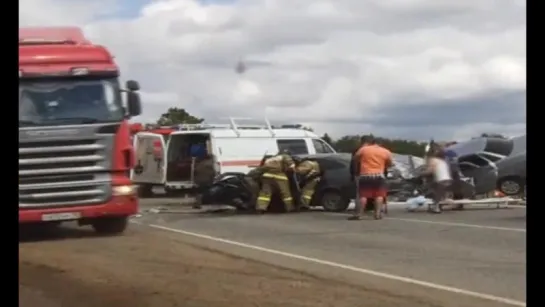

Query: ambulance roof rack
<box><xmin>142</xmin><ymin>118</ymin><xmax>312</xmax><ymax>137</ymax></box>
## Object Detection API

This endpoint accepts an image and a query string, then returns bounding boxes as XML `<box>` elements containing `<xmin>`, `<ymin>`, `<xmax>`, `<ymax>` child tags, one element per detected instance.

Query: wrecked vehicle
<box><xmin>201</xmin><ymin>154</ymin><xmax>353</xmax><ymax>212</ymax></box>
<box><xmin>201</xmin><ymin>153</ymin><xmax>432</xmax><ymax>212</ymax></box>
<box><xmin>443</xmin><ymin>135</ymin><xmax>526</xmax><ymax>197</ymax></box>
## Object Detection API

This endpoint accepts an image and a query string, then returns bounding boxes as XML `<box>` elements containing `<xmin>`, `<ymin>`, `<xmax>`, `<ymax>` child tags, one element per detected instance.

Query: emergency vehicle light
<box><xmin>19</xmin><ymin>38</ymin><xmax>75</xmax><ymax>45</ymax></box>
<box><xmin>71</xmin><ymin>67</ymin><xmax>89</xmax><ymax>75</ymax></box>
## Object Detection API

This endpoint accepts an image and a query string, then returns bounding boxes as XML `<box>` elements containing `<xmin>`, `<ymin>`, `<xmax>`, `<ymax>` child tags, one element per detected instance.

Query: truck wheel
<box><xmin>138</xmin><ymin>185</ymin><xmax>153</xmax><ymax>198</ymax></box>
<box><xmin>92</xmin><ymin>217</ymin><xmax>128</xmax><ymax>235</ymax></box>
<box><xmin>319</xmin><ymin>190</ymin><xmax>350</xmax><ymax>212</ymax></box>
<box><xmin>497</xmin><ymin>176</ymin><xmax>525</xmax><ymax>196</ymax></box>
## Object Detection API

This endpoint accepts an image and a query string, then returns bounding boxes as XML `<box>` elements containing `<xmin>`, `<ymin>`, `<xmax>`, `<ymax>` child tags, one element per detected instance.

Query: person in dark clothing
<box><xmin>192</xmin><ymin>143</ymin><xmax>217</xmax><ymax>209</ymax></box>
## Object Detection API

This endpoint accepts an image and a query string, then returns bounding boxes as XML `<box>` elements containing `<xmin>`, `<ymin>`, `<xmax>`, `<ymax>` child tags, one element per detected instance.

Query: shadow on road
<box><xmin>19</xmin><ymin>224</ymin><xmax>100</xmax><ymax>243</ymax></box>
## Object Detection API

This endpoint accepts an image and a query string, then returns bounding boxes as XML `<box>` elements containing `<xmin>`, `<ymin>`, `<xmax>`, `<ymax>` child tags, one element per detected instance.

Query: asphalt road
<box><xmin>135</xmin><ymin>198</ymin><xmax>526</xmax><ymax>307</ymax></box>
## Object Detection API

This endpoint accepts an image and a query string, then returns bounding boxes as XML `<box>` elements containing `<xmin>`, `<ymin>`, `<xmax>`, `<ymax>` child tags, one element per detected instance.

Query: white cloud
<box><xmin>19</xmin><ymin>0</ymin><xmax>526</xmax><ymax>140</ymax></box>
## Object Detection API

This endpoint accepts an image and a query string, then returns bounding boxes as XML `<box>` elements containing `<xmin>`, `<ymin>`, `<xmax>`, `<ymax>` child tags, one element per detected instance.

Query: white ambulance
<box><xmin>131</xmin><ymin>118</ymin><xmax>336</xmax><ymax>196</ymax></box>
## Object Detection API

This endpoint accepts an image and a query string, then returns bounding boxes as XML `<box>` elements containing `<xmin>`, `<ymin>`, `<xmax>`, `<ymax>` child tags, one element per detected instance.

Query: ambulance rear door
<box><xmin>131</xmin><ymin>132</ymin><xmax>167</xmax><ymax>185</ymax></box>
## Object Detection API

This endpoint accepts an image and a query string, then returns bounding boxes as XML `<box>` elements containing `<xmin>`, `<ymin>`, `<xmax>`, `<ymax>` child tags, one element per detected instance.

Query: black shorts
<box><xmin>358</xmin><ymin>176</ymin><xmax>388</xmax><ymax>198</ymax></box>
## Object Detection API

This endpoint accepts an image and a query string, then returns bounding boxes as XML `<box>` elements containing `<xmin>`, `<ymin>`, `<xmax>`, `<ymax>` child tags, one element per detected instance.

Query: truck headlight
<box><xmin>113</xmin><ymin>185</ymin><xmax>137</xmax><ymax>196</ymax></box>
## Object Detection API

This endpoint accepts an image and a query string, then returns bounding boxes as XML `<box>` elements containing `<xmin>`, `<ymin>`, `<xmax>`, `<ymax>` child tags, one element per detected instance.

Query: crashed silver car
<box><xmin>446</xmin><ymin>135</ymin><xmax>526</xmax><ymax>196</ymax></box>
<box><xmin>384</xmin><ymin>154</ymin><xmax>426</xmax><ymax>200</ymax></box>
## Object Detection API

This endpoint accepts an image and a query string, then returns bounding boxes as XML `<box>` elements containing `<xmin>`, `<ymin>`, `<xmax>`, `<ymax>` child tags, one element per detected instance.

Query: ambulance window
<box><xmin>277</xmin><ymin>139</ymin><xmax>308</xmax><ymax>154</ymax></box>
<box><xmin>312</xmin><ymin>139</ymin><xmax>334</xmax><ymax>154</ymax></box>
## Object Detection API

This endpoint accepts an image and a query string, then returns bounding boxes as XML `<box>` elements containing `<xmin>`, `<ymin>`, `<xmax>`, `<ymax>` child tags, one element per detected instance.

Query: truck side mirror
<box><xmin>126</xmin><ymin>80</ymin><xmax>140</xmax><ymax>91</ymax></box>
<box><xmin>127</xmin><ymin>92</ymin><xmax>142</xmax><ymax>116</ymax></box>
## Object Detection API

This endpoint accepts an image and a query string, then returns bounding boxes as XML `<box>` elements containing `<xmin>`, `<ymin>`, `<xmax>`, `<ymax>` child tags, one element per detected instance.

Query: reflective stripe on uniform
<box><xmin>308</xmin><ymin>170</ymin><xmax>319</xmax><ymax>176</ymax></box>
<box><xmin>302</xmin><ymin>195</ymin><xmax>312</xmax><ymax>200</ymax></box>
<box><xmin>262</xmin><ymin>173</ymin><xmax>288</xmax><ymax>180</ymax></box>
<box><xmin>257</xmin><ymin>196</ymin><xmax>271</xmax><ymax>202</ymax></box>
<box><xmin>283</xmin><ymin>197</ymin><xmax>293</xmax><ymax>201</ymax></box>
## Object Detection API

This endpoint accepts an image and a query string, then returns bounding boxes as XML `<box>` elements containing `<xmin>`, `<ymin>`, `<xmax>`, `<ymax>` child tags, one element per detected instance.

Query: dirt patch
<box><xmin>19</xmin><ymin>224</ymin><xmax>437</xmax><ymax>307</ymax></box>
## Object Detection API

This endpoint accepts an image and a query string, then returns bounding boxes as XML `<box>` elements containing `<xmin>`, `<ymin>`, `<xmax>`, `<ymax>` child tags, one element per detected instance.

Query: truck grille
<box><xmin>19</xmin><ymin>139</ymin><xmax>112</xmax><ymax>208</ymax></box>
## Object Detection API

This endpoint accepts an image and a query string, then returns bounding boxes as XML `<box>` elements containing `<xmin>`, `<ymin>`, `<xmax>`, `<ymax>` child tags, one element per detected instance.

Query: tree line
<box><xmin>320</xmin><ymin>133</ymin><xmax>427</xmax><ymax>156</ymax></box>
<box><xmin>153</xmin><ymin>107</ymin><xmax>505</xmax><ymax>157</ymax></box>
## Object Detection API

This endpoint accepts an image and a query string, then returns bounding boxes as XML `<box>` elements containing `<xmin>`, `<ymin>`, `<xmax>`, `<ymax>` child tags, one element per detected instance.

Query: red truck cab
<box><xmin>19</xmin><ymin>27</ymin><xmax>142</xmax><ymax>234</ymax></box>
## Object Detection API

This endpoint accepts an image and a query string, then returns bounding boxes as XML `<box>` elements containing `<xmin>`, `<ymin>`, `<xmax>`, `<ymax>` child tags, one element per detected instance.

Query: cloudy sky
<box><xmin>20</xmin><ymin>0</ymin><xmax>526</xmax><ymax>141</ymax></box>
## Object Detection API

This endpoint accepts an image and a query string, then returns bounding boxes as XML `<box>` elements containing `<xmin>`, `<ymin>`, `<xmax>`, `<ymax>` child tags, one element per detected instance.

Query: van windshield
<box><xmin>19</xmin><ymin>77</ymin><xmax>124</xmax><ymax>126</ymax></box>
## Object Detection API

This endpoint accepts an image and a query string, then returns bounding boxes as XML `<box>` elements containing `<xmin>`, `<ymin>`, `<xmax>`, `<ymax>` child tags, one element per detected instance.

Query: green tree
<box><xmin>375</xmin><ymin>137</ymin><xmax>427</xmax><ymax>156</ymax></box>
<box><xmin>328</xmin><ymin>134</ymin><xmax>427</xmax><ymax>157</ymax></box>
<box><xmin>333</xmin><ymin>135</ymin><xmax>361</xmax><ymax>153</ymax></box>
<box><xmin>156</xmin><ymin>107</ymin><xmax>204</xmax><ymax>126</ymax></box>
<box><xmin>321</xmin><ymin>133</ymin><xmax>333</xmax><ymax>146</ymax></box>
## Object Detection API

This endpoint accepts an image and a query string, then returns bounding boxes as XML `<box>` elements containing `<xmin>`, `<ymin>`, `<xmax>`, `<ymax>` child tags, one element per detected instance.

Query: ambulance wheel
<box><xmin>138</xmin><ymin>185</ymin><xmax>153</xmax><ymax>198</ymax></box>
<box><xmin>497</xmin><ymin>176</ymin><xmax>525</xmax><ymax>196</ymax></box>
<box><xmin>92</xmin><ymin>217</ymin><xmax>128</xmax><ymax>235</ymax></box>
<box><xmin>320</xmin><ymin>190</ymin><xmax>350</xmax><ymax>212</ymax></box>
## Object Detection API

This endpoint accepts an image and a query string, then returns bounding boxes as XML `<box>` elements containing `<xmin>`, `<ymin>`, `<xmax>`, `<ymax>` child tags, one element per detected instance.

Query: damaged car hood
<box><xmin>389</xmin><ymin>154</ymin><xmax>425</xmax><ymax>179</ymax></box>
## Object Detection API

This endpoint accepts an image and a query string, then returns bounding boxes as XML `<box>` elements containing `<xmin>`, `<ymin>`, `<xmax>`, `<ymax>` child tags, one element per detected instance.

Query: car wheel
<box><xmin>497</xmin><ymin>176</ymin><xmax>525</xmax><ymax>196</ymax></box>
<box><xmin>319</xmin><ymin>190</ymin><xmax>350</xmax><ymax>212</ymax></box>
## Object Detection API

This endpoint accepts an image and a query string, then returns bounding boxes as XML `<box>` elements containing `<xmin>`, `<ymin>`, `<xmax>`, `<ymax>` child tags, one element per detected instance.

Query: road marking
<box><xmin>386</xmin><ymin>217</ymin><xmax>526</xmax><ymax>232</ymax></box>
<box><xmin>348</xmin><ymin>201</ymin><xmax>526</xmax><ymax>210</ymax></box>
<box><xmin>138</xmin><ymin>222</ymin><xmax>526</xmax><ymax>307</ymax></box>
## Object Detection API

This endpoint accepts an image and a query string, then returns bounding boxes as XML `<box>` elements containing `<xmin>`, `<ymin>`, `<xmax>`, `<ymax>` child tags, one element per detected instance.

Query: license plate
<box><xmin>41</xmin><ymin>212</ymin><xmax>81</xmax><ymax>222</ymax></box>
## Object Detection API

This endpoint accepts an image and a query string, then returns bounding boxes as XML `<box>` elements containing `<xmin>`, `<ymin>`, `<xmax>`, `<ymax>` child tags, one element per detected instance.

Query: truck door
<box><xmin>131</xmin><ymin>132</ymin><xmax>166</xmax><ymax>185</ymax></box>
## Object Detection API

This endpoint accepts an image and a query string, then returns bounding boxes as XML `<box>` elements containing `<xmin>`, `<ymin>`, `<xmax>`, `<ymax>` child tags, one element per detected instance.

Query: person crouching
<box><xmin>255</xmin><ymin>150</ymin><xmax>296</xmax><ymax>213</ymax></box>
<box><xmin>295</xmin><ymin>159</ymin><xmax>321</xmax><ymax>210</ymax></box>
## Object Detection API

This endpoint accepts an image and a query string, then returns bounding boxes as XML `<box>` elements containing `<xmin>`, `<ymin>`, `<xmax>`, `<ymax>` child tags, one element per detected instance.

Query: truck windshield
<box><xmin>19</xmin><ymin>77</ymin><xmax>124</xmax><ymax>126</ymax></box>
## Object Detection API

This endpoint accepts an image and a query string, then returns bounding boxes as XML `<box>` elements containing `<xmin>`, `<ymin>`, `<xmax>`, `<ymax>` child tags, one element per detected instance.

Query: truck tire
<box><xmin>138</xmin><ymin>184</ymin><xmax>153</xmax><ymax>198</ymax></box>
<box><xmin>92</xmin><ymin>217</ymin><xmax>129</xmax><ymax>235</ymax></box>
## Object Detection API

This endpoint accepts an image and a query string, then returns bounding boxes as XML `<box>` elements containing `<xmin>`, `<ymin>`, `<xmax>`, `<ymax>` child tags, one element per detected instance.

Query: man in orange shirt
<box><xmin>349</xmin><ymin>135</ymin><xmax>393</xmax><ymax>220</ymax></box>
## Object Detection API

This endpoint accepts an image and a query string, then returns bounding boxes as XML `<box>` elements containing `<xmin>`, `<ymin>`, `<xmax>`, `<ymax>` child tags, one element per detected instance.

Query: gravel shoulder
<box><xmin>19</xmin><ymin>224</ymin><xmax>440</xmax><ymax>307</ymax></box>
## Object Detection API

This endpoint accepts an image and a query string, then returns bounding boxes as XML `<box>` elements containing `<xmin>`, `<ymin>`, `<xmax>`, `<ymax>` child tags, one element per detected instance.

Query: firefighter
<box><xmin>255</xmin><ymin>150</ymin><xmax>296</xmax><ymax>213</ymax></box>
<box><xmin>295</xmin><ymin>158</ymin><xmax>321</xmax><ymax>209</ymax></box>
<box><xmin>239</xmin><ymin>167</ymin><xmax>264</xmax><ymax>210</ymax></box>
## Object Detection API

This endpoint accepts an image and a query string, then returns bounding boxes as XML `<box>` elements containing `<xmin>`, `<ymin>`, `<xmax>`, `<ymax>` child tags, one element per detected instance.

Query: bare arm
<box><xmin>385</xmin><ymin>150</ymin><xmax>393</xmax><ymax>169</ymax></box>
<box><xmin>421</xmin><ymin>158</ymin><xmax>436</xmax><ymax>175</ymax></box>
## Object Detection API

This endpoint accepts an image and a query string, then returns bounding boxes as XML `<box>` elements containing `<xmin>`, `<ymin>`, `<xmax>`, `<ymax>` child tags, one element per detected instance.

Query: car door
<box><xmin>314</xmin><ymin>155</ymin><xmax>354</xmax><ymax>199</ymax></box>
<box><xmin>457</xmin><ymin>155</ymin><xmax>496</xmax><ymax>195</ymax></box>
<box><xmin>131</xmin><ymin>132</ymin><xmax>167</xmax><ymax>184</ymax></box>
